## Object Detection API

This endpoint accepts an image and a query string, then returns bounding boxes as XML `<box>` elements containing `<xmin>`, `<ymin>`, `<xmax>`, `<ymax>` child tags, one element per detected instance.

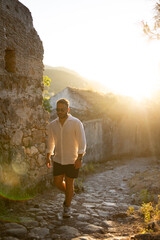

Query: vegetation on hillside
<box><xmin>43</xmin><ymin>65</ymin><xmax>108</xmax><ymax>95</ymax></box>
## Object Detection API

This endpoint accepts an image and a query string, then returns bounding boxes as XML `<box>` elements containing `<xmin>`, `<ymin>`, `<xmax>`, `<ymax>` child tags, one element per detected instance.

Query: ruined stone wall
<box><xmin>103</xmin><ymin>115</ymin><xmax>160</xmax><ymax>159</ymax></box>
<box><xmin>0</xmin><ymin>0</ymin><xmax>49</xmax><ymax>190</ymax></box>
<box><xmin>84</xmin><ymin>115</ymin><xmax>160</xmax><ymax>163</ymax></box>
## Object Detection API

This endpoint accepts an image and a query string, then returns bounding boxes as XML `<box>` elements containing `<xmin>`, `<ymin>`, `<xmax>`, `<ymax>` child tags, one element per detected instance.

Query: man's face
<box><xmin>56</xmin><ymin>103</ymin><xmax>69</xmax><ymax>119</ymax></box>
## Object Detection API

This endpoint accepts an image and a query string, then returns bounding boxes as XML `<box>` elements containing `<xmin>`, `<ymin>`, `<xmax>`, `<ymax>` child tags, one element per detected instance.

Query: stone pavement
<box><xmin>0</xmin><ymin>157</ymin><xmax>159</xmax><ymax>240</ymax></box>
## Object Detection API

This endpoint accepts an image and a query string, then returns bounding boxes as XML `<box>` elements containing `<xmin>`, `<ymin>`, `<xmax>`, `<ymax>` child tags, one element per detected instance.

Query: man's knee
<box><xmin>65</xmin><ymin>176</ymin><xmax>74</xmax><ymax>187</ymax></box>
<box><xmin>54</xmin><ymin>175</ymin><xmax>64</xmax><ymax>187</ymax></box>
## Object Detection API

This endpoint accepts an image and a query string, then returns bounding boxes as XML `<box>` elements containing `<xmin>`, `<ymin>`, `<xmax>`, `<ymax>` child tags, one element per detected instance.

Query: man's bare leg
<box><xmin>54</xmin><ymin>175</ymin><xmax>74</xmax><ymax>207</ymax></box>
<box><xmin>65</xmin><ymin>176</ymin><xmax>74</xmax><ymax>207</ymax></box>
<box><xmin>54</xmin><ymin>175</ymin><xmax>66</xmax><ymax>192</ymax></box>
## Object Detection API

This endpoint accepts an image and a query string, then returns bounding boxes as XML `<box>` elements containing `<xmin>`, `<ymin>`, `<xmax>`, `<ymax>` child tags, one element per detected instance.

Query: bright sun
<box><xmin>73</xmin><ymin>22</ymin><xmax>160</xmax><ymax>102</ymax></box>
<box><xmin>110</xmin><ymin>82</ymin><xmax>153</xmax><ymax>101</ymax></box>
<box><xmin>89</xmin><ymin>38</ymin><xmax>160</xmax><ymax>102</ymax></box>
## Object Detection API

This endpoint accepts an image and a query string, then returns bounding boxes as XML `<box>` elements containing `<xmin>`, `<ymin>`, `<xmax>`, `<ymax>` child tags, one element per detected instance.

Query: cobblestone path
<box><xmin>0</xmin><ymin>157</ymin><xmax>159</xmax><ymax>240</ymax></box>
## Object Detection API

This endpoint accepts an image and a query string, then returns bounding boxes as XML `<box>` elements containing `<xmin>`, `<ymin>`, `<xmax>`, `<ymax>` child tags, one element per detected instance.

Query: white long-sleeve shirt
<box><xmin>46</xmin><ymin>114</ymin><xmax>86</xmax><ymax>165</ymax></box>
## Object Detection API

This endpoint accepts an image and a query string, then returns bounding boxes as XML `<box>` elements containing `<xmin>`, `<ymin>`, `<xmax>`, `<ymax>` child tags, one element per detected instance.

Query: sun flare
<box><xmin>85</xmin><ymin>38</ymin><xmax>160</xmax><ymax>102</ymax></box>
<box><xmin>106</xmin><ymin>73</ymin><xmax>157</xmax><ymax>101</ymax></box>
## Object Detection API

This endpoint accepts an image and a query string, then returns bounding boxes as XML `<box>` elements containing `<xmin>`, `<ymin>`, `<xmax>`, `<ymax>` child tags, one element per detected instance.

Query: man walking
<box><xmin>46</xmin><ymin>98</ymin><xmax>86</xmax><ymax>217</ymax></box>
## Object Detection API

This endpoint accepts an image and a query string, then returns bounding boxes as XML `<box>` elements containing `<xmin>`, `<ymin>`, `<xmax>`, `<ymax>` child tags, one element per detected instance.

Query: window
<box><xmin>5</xmin><ymin>49</ymin><xmax>16</xmax><ymax>73</ymax></box>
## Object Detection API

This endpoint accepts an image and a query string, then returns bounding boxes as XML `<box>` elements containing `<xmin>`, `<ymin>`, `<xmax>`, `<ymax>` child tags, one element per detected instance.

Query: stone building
<box><xmin>50</xmin><ymin>87</ymin><xmax>93</xmax><ymax>111</ymax></box>
<box><xmin>0</xmin><ymin>0</ymin><xmax>49</xmax><ymax>191</ymax></box>
<box><xmin>49</xmin><ymin>87</ymin><xmax>107</xmax><ymax>121</ymax></box>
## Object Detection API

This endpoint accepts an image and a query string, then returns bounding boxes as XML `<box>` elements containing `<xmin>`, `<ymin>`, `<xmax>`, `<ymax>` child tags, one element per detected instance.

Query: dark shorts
<box><xmin>53</xmin><ymin>162</ymin><xmax>79</xmax><ymax>179</ymax></box>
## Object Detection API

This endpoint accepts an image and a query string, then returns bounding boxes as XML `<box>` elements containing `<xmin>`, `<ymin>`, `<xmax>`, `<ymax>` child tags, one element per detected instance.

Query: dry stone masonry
<box><xmin>0</xmin><ymin>0</ymin><xmax>49</xmax><ymax>190</ymax></box>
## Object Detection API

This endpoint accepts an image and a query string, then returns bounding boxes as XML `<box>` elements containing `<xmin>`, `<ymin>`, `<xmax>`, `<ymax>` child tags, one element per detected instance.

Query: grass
<box><xmin>140</xmin><ymin>189</ymin><xmax>155</xmax><ymax>204</ymax></box>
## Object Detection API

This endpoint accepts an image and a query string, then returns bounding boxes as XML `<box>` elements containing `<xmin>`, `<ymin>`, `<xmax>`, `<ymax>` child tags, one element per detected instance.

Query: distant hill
<box><xmin>43</xmin><ymin>65</ymin><xmax>108</xmax><ymax>95</ymax></box>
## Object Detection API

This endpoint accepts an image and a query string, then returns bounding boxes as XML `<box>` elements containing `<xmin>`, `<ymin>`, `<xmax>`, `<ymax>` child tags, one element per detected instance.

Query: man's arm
<box><xmin>74</xmin><ymin>121</ymin><xmax>86</xmax><ymax>169</ymax></box>
<box><xmin>46</xmin><ymin>152</ymin><xmax>52</xmax><ymax>168</ymax></box>
<box><xmin>77</xmin><ymin>121</ymin><xmax>86</xmax><ymax>155</ymax></box>
<box><xmin>46</xmin><ymin>123</ymin><xmax>55</xmax><ymax>168</ymax></box>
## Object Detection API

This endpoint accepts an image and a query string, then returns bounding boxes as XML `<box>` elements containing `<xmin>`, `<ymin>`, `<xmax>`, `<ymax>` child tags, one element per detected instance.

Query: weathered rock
<box><xmin>37</xmin><ymin>154</ymin><xmax>45</xmax><ymax>167</ymax></box>
<box><xmin>28</xmin><ymin>208</ymin><xmax>41</xmax><ymax>213</ymax></box>
<box><xmin>96</xmin><ymin>209</ymin><xmax>109</xmax><ymax>217</ymax></box>
<box><xmin>28</xmin><ymin>227</ymin><xmax>50</xmax><ymax>238</ymax></box>
<box><xmin>77</xmin><ymin>214</ymin><xmax>91</xmax><ymax>221</ymax></box>
<box><xmin>23</xmin><ymin>221</ymin><xmax>39</xmax><ymax>228</ymax></box>
<box><xmin>10</xmin><ymin>130</ymin><xmax>23</xmax><ymax>146</ymax></box>
<box><xmin>35</xmin><ymin>216</ymin><xmax>44</xmax><ymax>221</ymax></box>
<box><xmin>83</xmin><ymin>224</ymin><xmax>104</xmax><ymax>234</ymax></box>
<box><xmin>57</xmin><ymin>226</ymin><xmax>80</xmax><ymax>238</ymax></box>
<box><xmin>108</xmin><ymin>227</ymin><xmax>117</xmax><ymax>233</ymax></box>
<box><xmin>32</xmin><ymin>129</ymin><xmax>46</xmax><ymax>144</ymax></box>
<box><xmin>5</xmin><ymin>224</ymin><xmax>27</xmax><ymax>238</ymax></box>
<box><xmin>22</xmin><ymin>137</ymin><xmax>32</xmax><ymax>147</ymax></box>
<box><xmin>102</xmin><ymin>220</ymin><xmax>116</xmax><ymax>227</ymax></box>
<box><xmin>38</xmin><ymin>143</ymin><xmax>46</xmax><ymax>153</ymax></box>
<box><xmin>30</xmin><ymin>146</ymin><xmax>39</xmax><ymax>155</ymax></box>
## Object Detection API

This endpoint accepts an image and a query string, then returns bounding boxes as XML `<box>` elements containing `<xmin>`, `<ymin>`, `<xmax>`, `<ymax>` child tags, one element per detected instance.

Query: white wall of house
<box><xmin>83</xmin><ymin>119</ymin><xmax>103</xmax><ymax>162</ymax></box>
<box><xmin>50</xmin><ymin>88</ymin><xmax>90</xmax><ymax>110</ymax></box>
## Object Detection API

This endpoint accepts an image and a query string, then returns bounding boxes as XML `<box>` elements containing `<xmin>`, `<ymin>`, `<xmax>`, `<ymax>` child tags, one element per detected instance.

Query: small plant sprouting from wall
<box><xmin>42</xmin><ymin>75</ymin><xmax>52</xmax><ymax>112</ymax></box>
<box><xmin>42</xmin><ymin>98</ymin><xmax>52</xmax><ymax>112</ymax></box>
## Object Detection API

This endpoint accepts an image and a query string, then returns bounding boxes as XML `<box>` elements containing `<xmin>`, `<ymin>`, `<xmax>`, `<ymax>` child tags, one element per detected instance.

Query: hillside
<box><xmin>43</xmin><ymin>65</ymin><xmax>108</xmax><ymax>95</ymax></box>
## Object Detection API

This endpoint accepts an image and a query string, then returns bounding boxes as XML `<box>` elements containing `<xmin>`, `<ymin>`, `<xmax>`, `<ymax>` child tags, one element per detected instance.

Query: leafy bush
<box><xmin>127</xmin><ymin>195</ymin><xmax>160</xmax><ymax>234</ymax></box>
<box><xmin>43</xmin><ymin>97</ymin><xmax>52</xmax><ymax>112</ymax></box>
<box><xmin>139</xmin><ymin>195</ymin><xmax>160</xmax><ymax>224</ymax></box>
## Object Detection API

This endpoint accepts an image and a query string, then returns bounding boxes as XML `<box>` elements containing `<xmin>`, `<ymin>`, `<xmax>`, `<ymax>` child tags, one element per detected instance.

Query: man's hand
<box><xmin>46</xmin><ymin>153</ymin><xmax>52</xmax><ymax>168</ymax></box>
<box><xmin>74</xmin><ymin>158</ymin><xmax>82</xmax><ymax>169</ymax></box>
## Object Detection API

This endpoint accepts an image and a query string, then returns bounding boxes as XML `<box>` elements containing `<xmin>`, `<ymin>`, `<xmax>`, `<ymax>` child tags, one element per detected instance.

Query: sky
<box><xmin>19</xmin><ymin>0</ymin><xmax>160</xmax><ymax>100</ymax></box>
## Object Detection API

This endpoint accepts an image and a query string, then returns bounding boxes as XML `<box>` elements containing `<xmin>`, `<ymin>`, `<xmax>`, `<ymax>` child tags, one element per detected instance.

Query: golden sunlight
<box><xmin>94</xmin><ymin>39</ymin><xmax>159</xmax><ymax>101</ymax></box>
<box><xmin>112</xmin><ymin>83</ymin><xmax>153</xmax><ymax>101</ymax></box>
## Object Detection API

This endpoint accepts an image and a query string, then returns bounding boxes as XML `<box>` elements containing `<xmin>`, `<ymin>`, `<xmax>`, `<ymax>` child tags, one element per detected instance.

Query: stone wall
<box><xmin>84</xmin><ymin>114</ymin><xmax>160</xmax><ymax>163</ymax></box>
<box><xmin>103</xmin><ymin>115</ymin><xmax>160</xmax><ymax>159</ymax></box>
<box><xmin>0</xmin><ymin>0</ymin><xmax>49</xmax><ymax>191</ymax></box>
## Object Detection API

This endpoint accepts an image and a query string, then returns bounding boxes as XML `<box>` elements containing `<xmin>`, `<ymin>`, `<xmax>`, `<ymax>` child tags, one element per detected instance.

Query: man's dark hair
<box><xmin>57</xmin><ymin>98</ymin><xmax>69</xmax><ymax>108</ymax></box>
